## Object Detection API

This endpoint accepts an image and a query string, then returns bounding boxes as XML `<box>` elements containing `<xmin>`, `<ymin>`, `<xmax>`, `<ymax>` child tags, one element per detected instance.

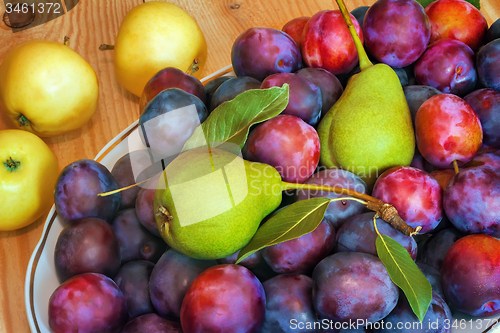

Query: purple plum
<box><xmin>464</xmin><ymin>88</ymin><xmax>500</xmax><ymax>149</ymax></box>
<box><xmin>209</xmin><ymin>76</ymin><xmax>261</xmax><ymax>111</ymax></box>
<box><xmin>135</xmin><ymin>173</ymin><xmax>162</xmax><ymax>237</ymax></box>
<box><xmin>476</xmin><ymin>38</ymin><xmax>500</xmax><ymax>91</ymax></box>
<box><xmin>403</xmin><ymin>85</ymin><xmax>441</xmax><ymax>126</ymax></box>
<box><xmin>420</xmin><ymin>227</ymin><xmax>464</xmax><ymax>271</ymax></box>
<box><xmin>121</xmin><ymin>313</ymin><xmax>182</xmax><ymax>333</ymax></box>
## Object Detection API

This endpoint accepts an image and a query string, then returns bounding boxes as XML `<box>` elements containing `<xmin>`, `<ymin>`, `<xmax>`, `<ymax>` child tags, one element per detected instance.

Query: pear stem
<box><xmin>334</xmin><ymin>0</ymin><xmax>372</xmax><ymax>71</ymax></box>
<box><xmin>453</xmin><ymin>160</ymin><xmax>459</xmax><ymax>175</ymax></box>
<box><xmin>281</xmin><ymin>181</ymin><xmax>419</xmax><ymax>237</ymax></box>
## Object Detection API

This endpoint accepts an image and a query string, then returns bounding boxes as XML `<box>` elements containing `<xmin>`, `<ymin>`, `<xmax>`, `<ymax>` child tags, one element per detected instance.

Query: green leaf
<box><xmin>416</xmin><ymin>0</ymin><xmax>479</xmax><ymax>9</ymax></box>
<box><xmin>182</xmin><ymin>84</ymin><xmax>289</xmax><ymax>153</ymax></box>
<box><xmin>376</xmin><ymin>234</ymin><xmax>433</xmax><ymax>322</ymax></box>
<box><xmin>236</xmin><ymin>197</ymin><xmax>330</xmax><ymax>264</ymax></box>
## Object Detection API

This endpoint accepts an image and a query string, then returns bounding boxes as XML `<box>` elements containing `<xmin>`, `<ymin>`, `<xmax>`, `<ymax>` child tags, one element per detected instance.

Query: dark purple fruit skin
<box><xmin>111</xmin><ymin>150</ymin><xmax>163</xmax><ymax>210</ymax></box>
<box><xmin>441</xmin><ymin>234</ymin><xmax>500</xmax><ymax>317</ymax></box>
<box><xmin>421</xmin><ymin>227</ymin><xmax>464</xmax><ymax>271</ymax></box>
<box><xmin>149</xmin><ymin>249</ymin><xmax>216</xmax><ymax>320</ymax></box>
<box><xmin>260</xmin><ymin>274</ymin><xmax>321</xmax><ymax>333</ymax></box>
<box><xmin>111</xmin><ymin>208</ymin><xmax>167</xmax><ymax>264</ymax></box>
<box><xmin>351</xmin><ymin>6</ymin><xmax>369</xmax><ymax>29</ymax></box>
<box><xmin>312</xmin><ymin>252</ymin><xmax>399</xmax><ymax>323</ymax></box>
<box><xmin>210</xmin><ymin>76</ymin><xmax>261</xmax><ymax>111</ymax></box>
<box><xmin>180</xmin><ymin>264</ymin><xmax>266</xmax><ymax>333</ymax></box>
<box><xmin>48</xmin><ymin>273</ymin><xmax>127</xmax><ymax>333</ymax></box>
<box><xmin>465</xmin><ymin>151</ymin><xmax>500</xmax><ymax>169</ymax></box>
<box><xmin>464</xmin><ymin>88</ymin><xmax>500</xmax><ymax>149</ymax></box>
<box><xmin>54</xmin><ymin>217</ymin><xmax>121</xmax><ymax>283</ymax></box>
<box><xmin>54</xmin><ymin>159</ymin><xmax>121</xmax><ymax>223</ymax></box>
<box><xmin>231</xmin><ymin>27</ymin><xmax>302</xmax><ymax>81</ymax></box>
<box><xmin>486</xmin><ymin>18</ymin><xmax>500</xmax><ymax>44</ymax></box>
<box><xmin>372</xmin><ymin>292</ymin><xmax>451</xmax><ymax>333</ymax></box>
<box><xmin>443</xmin><ymin>166</ymin><xmax>500</xmax><ymax>237</ymax></box>
<box><xmin>414</xmin><ymin>38</ymin><xmax>477</xmax><ymax>96</ymax></box>
<box><xmin>477</xmin><ymin>39</ymin><xmax>500</xmax><ymax>91</ymax></box>
<box><xmin>114</xmin><ymin>260</ymin><xmax>155</xmax><ymax>319</ymax></box>
<box><xmin>135</xmin><ymin>173</ymin><xmax>162</xmax><ymax>237</ymax></box>
<box><xmin>217</xmin><ymin>249</ymin><xmax>277</xmax><ymax>282</ymax></box>
<box><xmin>261</xmin><ymin>73</ymin><xmax>322</xmax><ymax>126</ymax></box>
<box><xmin>204</xmin><ymin>76</ymin><xmax>233</xmax><ymax>111</ymax></box>
<box><xmin>296</xmin><ymin>67</ymin><xmax>343</xmax><ymax>118</ymax></box>
<box><xmin>121</xmin><ymin>313</ymin><xmax>183</xmax><ymax>333</ymax></box>
<box><xmin>416</xmin><ymin>262</ymin><xmax>445</xmax><ymax>301</ymax></box>
<box><xmin>336</xmin><ymin>212</ymin><xmax>418</xmax><ymax>260</ymax></box>
<box><xmin>262</xmin><ymin>219</ymin><xmax>336</xmax><ymax>274</ymax></box>
<box><xmin>363</xmin><ymin>0</ymin><xmax>430</xmax><ymax>68</ymax></box>
<box><xmin>403</xmin><ymin>85</ymin><xmax>441</xmax><ymax>126</ymax></box>
<box><xmin>295</xmin><ymin>169</ymin><xmax>368</xmax><ymax>229</ymax></box>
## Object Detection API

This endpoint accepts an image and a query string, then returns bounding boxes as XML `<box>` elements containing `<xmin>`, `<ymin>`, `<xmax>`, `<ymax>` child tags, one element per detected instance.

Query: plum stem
<box><xmin>453</xmin><ymin>160</ymin><xmax>459</xmax><ymax>174</ymax></box>
<box><xmin>334</xmin><ymin>0</ymin><xmax>372</xmax><ymax>71</ymax></box>
<box><xmin>99</xmin><ymin>44</ymin><xmax>114</xmax><ymax>51</ymax></box>
<box><xmin>281</xmin><ymin>181</ymin><xmax>419</xmax><ymax>237</ymax></box>
<box><xmin>97</xmin><ymin>177</ymin><xmax>151</xmax><ymax>196</ymax></box>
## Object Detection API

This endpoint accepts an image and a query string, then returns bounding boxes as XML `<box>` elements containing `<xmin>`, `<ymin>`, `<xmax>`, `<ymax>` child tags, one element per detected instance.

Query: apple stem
<box><xmin>99</xmin><ymin>44</ymin><xmax>115</xmax><ymax>51</ymax></box>
<box><xmin>64</xmin><ymin>36</ymin><xmax>70</xmax><ymax>46</ymax></box>
<box><xmin>18</xmin><ymin>114</ymin><xmax>29</xmax><ymax>127</ymax></box>
<box><xmin>453</xmin><ymin>160</ymin><xmax>459</xmax><ymax>174</ymax></box>
<box><xmin>185</xmin><ymin>58</ymin><xmax>200</xmax><ymax>76</ymax></box>
<box><xmin>4</xmin><ymin>157</ymin><xmax>21</xmax><ymax>172</ymax></box>
<box><xmin>281</xmin><ymin>181</ymin><xmax>420</xmax><ymax>237</ymax></box>
<box><xmin>334</xmin><ymin>0</ymin><xmax>372</xmax><ymax>71</ymax></box>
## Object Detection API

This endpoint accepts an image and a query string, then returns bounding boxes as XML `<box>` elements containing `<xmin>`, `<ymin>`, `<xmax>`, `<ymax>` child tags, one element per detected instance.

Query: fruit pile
<box><xmin>2</xmin><ymin>0</ymin><xmax>500</xmax><ymax>331</ymax></box>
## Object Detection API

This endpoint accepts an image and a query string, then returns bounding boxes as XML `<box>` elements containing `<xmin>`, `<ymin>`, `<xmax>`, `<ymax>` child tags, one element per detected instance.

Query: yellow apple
<box><xmin>113</xmin><ymin>1</ymin><xmax>208</xmax><ymax>97</ymax></box>
<box><xmin>0</xmin><ymin>40</ymin><xmax>99</xmax><ymax>137</ymax></box>
<box><xmin>0</xmin><ymin>129</ymin><xmax>59</xmax><ymax>231</ymax></box>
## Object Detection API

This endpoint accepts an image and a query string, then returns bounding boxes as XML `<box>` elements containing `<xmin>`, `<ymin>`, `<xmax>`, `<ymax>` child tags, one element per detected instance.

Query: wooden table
<box><xmin>0</xmin><ymin>0</ymin><xmax>499</xmax><ymax>331</ymax></box>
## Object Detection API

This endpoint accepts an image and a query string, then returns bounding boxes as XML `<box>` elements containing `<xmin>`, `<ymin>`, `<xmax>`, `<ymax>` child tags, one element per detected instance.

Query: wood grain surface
<box><xmin>0</xmin><ymin>0</ymin><xmax>499</xmax><ymax>332</ymax></box>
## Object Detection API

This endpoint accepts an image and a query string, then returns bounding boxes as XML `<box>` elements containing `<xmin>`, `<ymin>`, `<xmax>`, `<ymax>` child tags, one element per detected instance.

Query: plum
<box><xmin>231</xmin><ymin>27</ymin><xmax>302</xmax><ymax>81</ymax></box>
<box><xmin>416</xmin><ymin>262</ymin><xmax>445</xmax><ymax>301</ymax></box>
<box><xmin>302</xmin><ymin>10</ymin><xmax>363</xmax><ymax>75</ymax></box>
<box><xmin>149</xmin><ymin>249</ymin><xmax>216</xmax><ymax>320</ymax></box>
<box><xmin>204</xmin><ymin>76</ymin><xmax>233</xmax><ymax>110</ymax></box>
<box><xmin>210</xmin><ymin>76</ymin><xmax>261</xmax><ymax>111</ymax></box>
<box><xmin>372</xmin><ymin>166</ymin><xmax>443</xmax><ymax>233</ymax></box>
<box><xmin>421</xmin><ymin>228</ymin><xmax>464</xmax><ymax>271</ymax></box>
<box><xmin>336</xmin><ymin>212</ymin><xmax>418</xmax><ymax>260</ymax></box>
<box><xmin>410</xmin><ymin>148</ymin><xmax>436</xmax><ymax>174</ymax></box>
<box><xmin>111</xmin><ymin>150</ymin><xmax>163</xmax><ymax>210</ymax></box>
<box><xmin>486</xmin><ymin>18</ymin><xmax>500</xmax><ymax>43</ymax></box>
<box><xmin>351</xmin><ymin>6</ymin><xmax>369</xmax><ymax>29</ymax></box>
<box><xmin>363</xmin><ymin>0</ymin><xmax>431</xmax><ymax>68</ymax></box>
<box><xmin>371</xmin><ymin>292</ymin><xmax>451</xmax><ymax>332</ymax></box>
<box><xmin>111</xmin><ymin>208</ymin><xmax>167</xmax><ymax>263</ymax></box>
<box><xmin>262</xmin><ymin>218</ymin><xmax>336</xmax><ymax>274</ymax></box>
<box><xmin>281</xmin><ymin>17</ymin><xmax>310</xmax><ymax>49</ymax></box>
<box><xmin>260</xmin><ymin>274</ymin><xmax>321</xmax><ymax>333</ymax></box>
<box><xmin>312</xmin><ymin>252</ymin><xmax>399</xmax><ymax>323</ymax></box>
<box><xmin>139</xmin><ymin>88</ymin><xmax>208</xmax><ymax>163</ymax></box>
<box><xmin>242</xmin><ymin>115</ymin><xmax>320</xmax><ymax>183</ymax></box>
<box><xmin>54</xmin><ymin>217</ymin><xmax>121</xmax><ymax>282</ymax></box>
<box><xmin>54</xmin><ymin>159</ymin><xmax>121</xmax><ymax>223</ymax></box>
<box><xmin>121</xmin><ymin>313</ymin><xmax>183</xmax><ymax>333</ymax></box>
<box><xmin>139</xmin><ymin>67</ymin><xmax>206</xmax><ymax>112</ymax></box>
<box><xmin>443</xmin><ymin>166</ymin><xmax>500</xmax><ymax>236</ymax></box>
<box><xmin>180</xmin><ymin>264</ymin><xmax>266</xmax><ymax>333</ymax></box>
<box><xmin>114</xmin><ymin>260</ymin><xmax>155</xmax><ymax>319</ymax></box>
<box><xmin>135</xmin><ymin>172</ymin><xmax>162</xmax><ymax>237</ymax></box>
<box><xmin>295</xmin><ymin>169</ymin><xmax>368</xmax><ymax>229</ymax></box>
<box><xmin>403</xmin><ymin>85</ymin><xmax>441</xmax><ymax>126</ymax></box>
<box><xmin>441</xmin><ymin>234</ymin><xmax>500</xmax><ymax>316</ymax></box>
<box><xmin>477</xmin><ymin>39</ymin><xmax>500</xmax><ymax>91</ymax></box>
<box><xmin>430</xmin><ymin>169</ymin><xmax>455</xmax><ymax>190</ymax></box>
<box><xmin>261</xmin><ymin>73</ymin><xmax>322</xmax><ymax>125</ymax></box>
<box><xmin>217</xmin><ymin>249</ymin><xmax>276</xmax><ymax>282</ymax></box>
<box><xmin>464</xmin><ymin>151</ymin><xmax>500</xmax><ymax>169</ymax></box>
<box><xmin>296</xmin><ymin>67</ymin><xmax>343</xmax><ymax>117</ymax></box>
<box><xmin>414</xmin><ymin>39</ymin><xmax>477</xmax><ymax>96</ymax></box>
<box><xmin>48</xmin><ymin>273</ymin><xmax>127</xmax><ymax>333</ymax></box>
<box><xmin>464</xmin><ymin>88</ymin><xmax>500</xmax><ymax>149</ymax></box>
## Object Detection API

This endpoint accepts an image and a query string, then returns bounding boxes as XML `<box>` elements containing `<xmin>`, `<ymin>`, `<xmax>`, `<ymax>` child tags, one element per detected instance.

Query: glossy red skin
<box><xmin>430</xmin><ymin>169</ymin><xmax>456</xmax><ymax>190</ymax></box>
<box><xmin>121</xmin><ymin>313</ymin><xmax>182</xmax><ymax>333</ymax></box>
<box><xmin>243</xmin><ymin>115</ymin><xmax>320</xmax><ymax>183</ymax></box>
<box><xmin>282</xmin><ymin>17</ymin><xmax>310</xmax><ymax>49</ymax></box>
<box><xmin>443</xmin><ymin>166</ymin><xmax>500</xmax><ymax>236</ymax></box>
<box><xmin>139</xmin><ymin>67</ymin><xmax>206</xmax><ymax>111</ymax></box>
<box><xmin>180</xmin><ymin>264</ymin><xmax>266</xmax><ymax>333</ymax></box>
<box><xmin>425</xmin><ymin>0</ymin><xmax>488</xmax><ymax>51</ymax></box>
<box><xmin>414</xmin><ymin>39</ymin><xmax>477</xmax><ymax>96</ymax></box>
<box><xmin>261</xmin><ymin>73</ymin><xmax>322</xmax><ymax>126</ymax></box>
<box><xmin>464</xmin><ymin>88</ymin><xmax>500</xmax><ymax>149</ymax></box>
<box><xmin>415</xmin><ymin>94</ymin><xmax>483</xmax><ymax>168</ymax></box>
<box><xmin>262</xmin><ymin>219</ymin><xmax>336</xmax><ymax>274</ymax></box>
<box><xmin>372</xmin><ymin>166</ymin><xmax>443</xmax><ymax>233</ymax></box>
<box><xmin>48</xmin><ymin>273</ymin><xmax>127</xmax><ymax>333</ymax></box>
<box><xmin>302</xmin><ymin>10</ymin><xmax>363</xmax><ymax>75</ymax></box>
<box><xmin>54</xmin><ymin>217</ymin><xmax>121</xmax><ymax>283</ymax></box>
<box><xmin>363</xmin><ymin>0</ymin><xmax>431</xmax><ymax>68</ymax></box>
<box><xmin>441</xmin><ymin>234</ymin><xmax>500</xmax><ymax>316</ymax></box>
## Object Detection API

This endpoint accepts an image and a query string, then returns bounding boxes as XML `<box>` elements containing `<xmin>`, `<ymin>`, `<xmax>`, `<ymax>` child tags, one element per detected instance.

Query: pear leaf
<box><xmin>376</xmin><ymin>234</ymin><xmax>432</xmax><ymax>322</ymax></box>
<box><xmin>416</xmin><ymin>0</ymin><xmax>479</xmax><ymax>9</ymax></box>
<box><xmin>236</xmin><ymin>197</ymin><xmax>330</xmax><ymax>264</ymax></box>
<box><xmin>182</xmin><ymin>84</ymin><xmax>289</xmax><ymax>154</ymax></box>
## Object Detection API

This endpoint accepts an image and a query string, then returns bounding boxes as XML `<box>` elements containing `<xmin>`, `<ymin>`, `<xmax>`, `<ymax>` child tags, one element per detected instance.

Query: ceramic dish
<box><xmin>24</xmin><ymin>64</ymin><xmax>500</xmax><ymax>332</ymax></box>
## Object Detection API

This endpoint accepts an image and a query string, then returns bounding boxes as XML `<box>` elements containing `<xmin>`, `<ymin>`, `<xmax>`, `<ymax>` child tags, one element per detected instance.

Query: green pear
<box><xmin>154</xmin><ymin>147</ymin><xmax>282</xmax><ymax>260</ymax></box>
<box><xmin>318</xmin><ymin>0</ymin><xmax>415</xmax><ymax>187</ymax></box>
